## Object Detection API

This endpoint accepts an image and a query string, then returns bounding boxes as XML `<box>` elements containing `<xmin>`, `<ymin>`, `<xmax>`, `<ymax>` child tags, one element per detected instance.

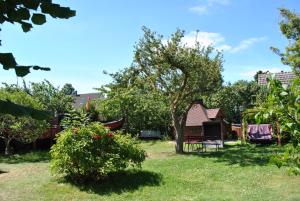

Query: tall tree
<box><xmin>271</xmin><ymin>8</ymin><xmax>300</xmax><ymax>74</ymax></box>
<box><xmin>61</xmin><ymin>83</ymin><xmax>76</xmax><ymax>95</ymax></box>
<box><xmin>133</xmin><ymin>27</ymin><xmax>223</xmax><ymax>153</ymax></box>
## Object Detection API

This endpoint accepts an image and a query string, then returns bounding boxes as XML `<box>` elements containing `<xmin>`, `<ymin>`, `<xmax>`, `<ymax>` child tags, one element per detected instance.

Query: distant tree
<box><xmin>130</xmin><ymin>27</ymin><xmax>222</xmax><ymax>153</ymax></box>
<box><xmin>61</xmin><ymin>83</ymin><xmax>76</xmax><ymax>95</ymax></box>
<box><xmin>204</xmin><ymin>80</ymin><xmax>264</xmax><ymax>123</ymax></box>
<box><xmin>30</xmin><ymin>80</ymin><xmax>74</xmax><ymax>116</ymax></box>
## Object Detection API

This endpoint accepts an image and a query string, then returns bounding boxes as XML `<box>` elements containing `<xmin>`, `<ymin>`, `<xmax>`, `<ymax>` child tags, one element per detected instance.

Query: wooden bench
<box><xmin>202</xmin><ymin>136</ymin><xmax>221</xmax><ymax>151</ymax></box>
<box><xmin>184</xmin><ymin>135</ymin><xmax>203</xmax><ymax>152</ymax></box>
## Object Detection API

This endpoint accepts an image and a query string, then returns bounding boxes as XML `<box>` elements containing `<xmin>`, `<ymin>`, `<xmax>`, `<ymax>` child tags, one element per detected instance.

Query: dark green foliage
<box><xmin>0</xmin><ymin>0</ymin><xmax>75</xmax><ymax>76</ymax></box>
<box><xmin>0</xmin><ymin>88</ymin><xmax>49</xmax><ymax>154</ymax></box>
<box><xmin>50</xmin><ymin>123</ymin><xmax>146</xmax><ymax>181</ymax></box>
<box><xmin>0</xmin><ymin>99</ymin><xmax>49</xmax><ymax>120</ymax></box>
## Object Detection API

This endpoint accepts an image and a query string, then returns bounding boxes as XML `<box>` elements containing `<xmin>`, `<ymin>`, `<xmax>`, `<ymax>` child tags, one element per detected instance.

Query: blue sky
<box><xmin>1</xmin><ymin>0</ymin><xmax>299</xmax><ymax>93</ymax></box>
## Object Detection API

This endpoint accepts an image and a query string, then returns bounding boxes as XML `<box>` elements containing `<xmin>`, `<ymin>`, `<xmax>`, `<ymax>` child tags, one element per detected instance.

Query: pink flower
<box><xmin>106</xmin><ymin>132</ymin><xmax>114</xmax><ymax>138</ymax></box>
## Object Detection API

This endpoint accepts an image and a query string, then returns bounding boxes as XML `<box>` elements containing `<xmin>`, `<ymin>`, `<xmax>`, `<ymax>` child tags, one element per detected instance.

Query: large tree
<box><xmin>131</xmin><ymin>27</ymin><xmax>223</xmax><ymax>153</ymax></box>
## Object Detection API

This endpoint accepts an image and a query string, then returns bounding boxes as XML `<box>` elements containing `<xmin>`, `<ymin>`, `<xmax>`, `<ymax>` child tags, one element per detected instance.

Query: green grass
<box><xmin>1</xmin><ymin>141</ymin><xmax>300</xmax><ymax>201</ymax></box>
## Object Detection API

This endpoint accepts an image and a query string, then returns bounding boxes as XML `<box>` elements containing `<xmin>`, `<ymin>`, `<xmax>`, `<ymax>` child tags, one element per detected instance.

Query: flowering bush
<box><xmin>50</xmin><ymin>123</ymin><xmax>146</xmax><ymax>181</ymax></box>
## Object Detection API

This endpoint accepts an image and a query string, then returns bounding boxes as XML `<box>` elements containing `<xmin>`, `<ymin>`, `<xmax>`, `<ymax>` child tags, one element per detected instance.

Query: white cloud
<box><xmin>166</xmin><ymin>31</ymin><xmax>265</xmax><ymax>53</ymax></box>
<box><xmin>189</xmin><ymin>6</ymin><xmax>208</xmax><ymax>15</ymax></box>
<box><xmin>180</xmin><ymin>31</ymin><xmax>225</xmax><ymax>48</ymax></box>
<box><xmin>190</xmin><ymin>0</ymin><xmax>230</xmax><ymax>15</ymax></box>
<box><xmin>229</xmin><ymin>37</ymin><xmax>266</xmax><ymax>53</ymax></box>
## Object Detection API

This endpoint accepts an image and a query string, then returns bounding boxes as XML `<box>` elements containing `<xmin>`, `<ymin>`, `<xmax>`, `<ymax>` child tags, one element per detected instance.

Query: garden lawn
<box><xmin>1</xmin><ymin>141</ymin><xmax>300</xmax><ymax>201</ymax></box>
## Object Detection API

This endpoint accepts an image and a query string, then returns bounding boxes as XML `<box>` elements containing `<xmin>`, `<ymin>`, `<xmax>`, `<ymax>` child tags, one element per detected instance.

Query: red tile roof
<box><xmin>258</xmin><ymin>72</ymin><xmax>296</xmax><ymax>85</ymax></box>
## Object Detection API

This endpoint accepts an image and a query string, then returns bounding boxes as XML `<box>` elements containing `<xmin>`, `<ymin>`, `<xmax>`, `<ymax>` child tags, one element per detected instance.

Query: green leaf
<box><xmin>21</xmin><ymin>22</ymin><xmax>33</xmax><ymax>32</ymax></box>
<box><xmin>15</xmin><ymin>66</ymin><xmax>31</xmax><ymax>77</ymax></box>
<box><xmin>0</xmin><ymin>53</ymin><xmax>17</xmax><ymax>69</ymax></box>
<box><xmin>23</xmin><ymin>0</ymin><xmax>40</xmax><ymax>10</ymax></box>
<box><xmin>41</xmin><ymin>3</ymin><xmax>75</xmax><ymax>19</ymax></box>
<box><xmin>31</xmin><ymin>13</ymin><xmax>46</xmax><ymax>25</ymax></box>
<box><xmin>17</xmin><ymin>8</ymin><xmax>31</xmax><ymax>20</ymax></box>
<box><xmin>32</xmin><ymin>66</ymin><xmax>51</xmax><ymax>71</ymax></box>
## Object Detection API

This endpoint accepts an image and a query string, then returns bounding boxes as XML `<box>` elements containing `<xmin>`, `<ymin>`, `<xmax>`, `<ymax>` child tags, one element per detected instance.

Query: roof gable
<box><xmin>186</xmin><ymin>103</ymin><xmax>209</xmax><ymax>126</ymax></box>
<box><xmin>186</xmin><ymin>102</ymin><xmax>223</xmax><ymax>126</ymax></box>
<box><xmin>206</xmin><ymin>108</ymin><xmax>221</xmax><ymax>119</ymax></box>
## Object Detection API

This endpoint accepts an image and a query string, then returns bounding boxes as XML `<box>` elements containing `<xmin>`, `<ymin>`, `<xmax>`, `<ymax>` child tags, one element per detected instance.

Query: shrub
<box><xmin>50</xmin><ymin>123</ymin><xmax>146</xmax><ymax>181</ymax></box>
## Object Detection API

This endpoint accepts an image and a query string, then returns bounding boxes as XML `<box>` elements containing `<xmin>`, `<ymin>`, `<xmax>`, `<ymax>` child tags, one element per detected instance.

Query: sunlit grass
<box><xmin>0</xmin><ymin>141</ymin><xmax>299</xmax><ymax>201</ymax></box>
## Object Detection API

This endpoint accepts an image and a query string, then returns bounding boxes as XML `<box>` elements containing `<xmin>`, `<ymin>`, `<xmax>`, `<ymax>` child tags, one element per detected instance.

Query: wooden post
<box><xmin>220</xmin><ymin>120</ymin><xmax>224</xmax><ymax>146</ymax></box>
<box><xmin>276</xmin><ymin>121</ymin><xmax>281</xmax><ymax>146</ymax></box>
<box><xmin>241</xmin><ymin>118</ymin><xmax>247</xmax><ymax>144</ymax></box>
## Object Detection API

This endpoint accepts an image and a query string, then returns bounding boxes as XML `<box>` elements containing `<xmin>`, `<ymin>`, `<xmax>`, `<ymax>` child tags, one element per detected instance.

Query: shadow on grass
<box><xmin>139</xmin><ymin>139</ymin><xmax>160</xmax><ymax>146</ymax></box>
<box><xmin>188</xmin><ymin>144</ymin><xmax>284</xmax><ymax>167</ymax></box>
<box><xmin>0</xmin><ymin>170</ymin><xmax>8</xmax><ymax>174</ymax></box>
<box><xmin>0</xmin><ymin>151</ymin><xmax>50</xmax><ymax>164</ymax></box>
<box><xmin>65</xmin><ymin>170</ymin><xmax>163</xmax><ymax>195</ymax></box>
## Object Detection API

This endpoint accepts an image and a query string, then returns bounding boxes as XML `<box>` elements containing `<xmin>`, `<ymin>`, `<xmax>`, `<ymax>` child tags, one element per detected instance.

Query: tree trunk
<box><xmin>172</xmin><ymin>111</ymin><xmax>186</xmax><ymax>154</ymax></box>
<box><xmin>4</xmin><ymin>139</ymin><xmax>12</xmax><ymax>155</ymax></box>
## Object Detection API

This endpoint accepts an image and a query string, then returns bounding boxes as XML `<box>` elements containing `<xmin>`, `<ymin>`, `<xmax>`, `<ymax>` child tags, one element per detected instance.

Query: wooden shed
<box><xmin>185</xmin><ymin>101</ymin><xmax>228</xmax><ymax>145</ymax></box>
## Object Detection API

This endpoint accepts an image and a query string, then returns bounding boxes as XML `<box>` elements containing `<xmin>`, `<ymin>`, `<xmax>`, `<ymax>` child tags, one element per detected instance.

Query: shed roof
<box><xmin>206</xmin><ymin>108</ymin><xmax>221</xmax><ymax>119</ymax></box>
<box><xmin>186</xmin><ymin>102</ymin><xmax>223</xmax><ymax>126</ymax></box>
<box><xmin>186</xmin><ymin>104</ymin><xmax>210</xmax><ymax>126</ymax></box>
